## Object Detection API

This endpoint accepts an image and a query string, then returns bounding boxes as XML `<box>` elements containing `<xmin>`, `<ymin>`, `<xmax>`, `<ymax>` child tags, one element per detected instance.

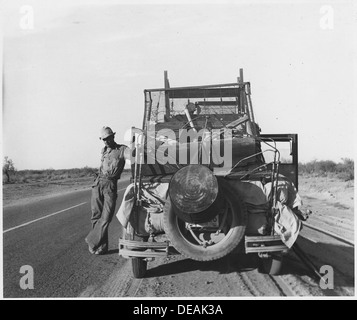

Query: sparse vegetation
<box><xmin>9</xmin><ymin>167</ymin><xmax>96</xmax><ymax>184</ymax></box>
<box><xmin>299</xmin><ymin>158</ymin><xmax>354</xmax><ymax>181</ymax></box>
<box><xmin>3</xmin><ymin>157</ymin><xmax>16</xmax><ymax>183</ymax></box>
<box><xmin>3</xmin><ymin>166</ymin><xmax>131</xmax><ymax>185</ymax></box>
<box><xmin>3</xmin><ymin>159</ymin><xmax>353</xmax><ymax>185</ymax></box>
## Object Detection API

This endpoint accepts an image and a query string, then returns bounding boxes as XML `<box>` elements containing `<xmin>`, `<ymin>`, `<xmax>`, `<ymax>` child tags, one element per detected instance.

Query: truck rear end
<box><xmin>118</xmin><ymin>69</ymin><xmax>302</xmax><ymax>278</ymax></box>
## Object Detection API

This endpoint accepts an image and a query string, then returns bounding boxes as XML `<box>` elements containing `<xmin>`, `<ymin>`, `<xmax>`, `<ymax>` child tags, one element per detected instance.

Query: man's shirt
<box><xmin>98</xmin><ymin>144</ymin><xmax>127</xmax><ymax>181</ymax></box>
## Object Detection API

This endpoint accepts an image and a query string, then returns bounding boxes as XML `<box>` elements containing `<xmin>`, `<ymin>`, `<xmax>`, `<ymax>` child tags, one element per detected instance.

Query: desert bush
<box><xmin>3</xmin><ymin>156</ymin><xmax>16</xmax><ymax>183</ymax></box>
<box><xmin>83</xmin><ymin>166</ymin><xmax>97</xmax><ymax>176</ymax></box>
<box><xmin>12</xmin><ymin>166</ymin><xmax>99</xmax><ymax>184</ymax></box>
<box><xmin>316</xmin><ymin>160</ymin><xmax>336</xmax><ymax>173</ymax></box>
<box><xmin>336</xmin><ymin>171</ymin><xmax>354</xmax><ymax>181</ymax></box>
<box><xmin>18</xmin><ymin>176</ymin><xmax>28</xmax><ymax>183</ymax></box>
<box><xmin>336</xmin><ymin>158</ymin><xmax>354</xmax><ymax>181</ymax></box>
<box><xmin>299</xmin><ymin>158</ymin><xmax>354</xmax><ymax>181</ymax></box>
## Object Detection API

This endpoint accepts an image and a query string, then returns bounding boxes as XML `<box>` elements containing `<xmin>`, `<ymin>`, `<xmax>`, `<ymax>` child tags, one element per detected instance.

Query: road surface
<box><xmin>2</xmin><ymin>179</ymin><xmax>129</xmax><ymax>298</ymax></box>
<box><xmin>2</xmin><ymin>178</ymin><xmax>354</xmax><ymax>298</ymax></box>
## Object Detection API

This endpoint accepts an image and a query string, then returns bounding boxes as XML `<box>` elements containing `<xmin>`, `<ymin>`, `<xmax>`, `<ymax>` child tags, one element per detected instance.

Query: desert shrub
<box><xmin>83</xmin><ymin>166</ymin><xmax>97</xmax><ymax>176</ymax></box>
<box><xmin>299</xmin><ymin>158</ymin><xmax>354</xmax><ymax>181</ymax></box>
<box><xmin>299</xmin><ymin>160</ymin><xmax>316</xmax><ymax>175</ymax></box>
<box><xmin>3</xmin><ymin>156</ymin><xmax>16</xmax><ymax>183</ymax></box>
<box><xmin>12</xmin><ymin>166</ymin><xmax>124</xmax><ymax>184</ymax></box>
<box><xmin>56</xmin><ymin>169</ymin><xmax>67</xmax><ymax>176</ymax></box>
<box><xmin>20</xmin><ymin>176</ymin><xmax>28</xmax><ymax>183</ymax></box>
<box><xmin>31</xmin><ymin>172</ymin><xmax>45</xmax><ymax>181</ymax></box>
<box><xmin>336</xmin><ymin>171</ymin><xmax>354</xmax><ymax>181</ymax></box>
<box><xmin>280</xmin><ymin>157</ymin><xmax>292</xmax><ymax>164</ymax></box>
<box><xmin>316</xmin><ymin>160</ymin><xmax>336</xmax><ymax>173</ymax></box>
<box><xmin>336</xmin><ymin>158</ymin><xmax>354</xmax><ymax>181</ymax></box>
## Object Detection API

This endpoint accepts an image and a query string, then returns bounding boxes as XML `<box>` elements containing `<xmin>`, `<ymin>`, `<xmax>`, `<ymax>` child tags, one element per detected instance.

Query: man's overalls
<box><xmin>85</xmin><ymin>144</ymin><xmax>126</xmax><ymax>253</ymax></box>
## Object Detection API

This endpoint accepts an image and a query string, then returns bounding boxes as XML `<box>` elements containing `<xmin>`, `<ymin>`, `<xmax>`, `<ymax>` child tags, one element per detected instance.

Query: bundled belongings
<box><xmin>116</xmin><ymin>175</ymin><xmax>303</xmax><ymax>248</ymax></box>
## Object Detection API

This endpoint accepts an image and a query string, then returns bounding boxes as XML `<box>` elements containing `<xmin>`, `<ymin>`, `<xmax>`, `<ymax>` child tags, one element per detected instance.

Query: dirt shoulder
<box><xmin>2</xmin><ymin>177</ymin><xmax>93</xmax><ymax>208</ymax></box>
<box><xmin>298</xmin><ymin>175</ymin><xmax>354</xmax><ymax>241</ymax></box>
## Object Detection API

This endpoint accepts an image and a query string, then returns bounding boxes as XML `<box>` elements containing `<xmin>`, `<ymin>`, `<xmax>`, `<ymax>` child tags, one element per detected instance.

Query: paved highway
<box><xmin>3</xmin><ymin>177</ymin><xmax>353</xmax><ymax>298</ymax></box>
<box><xmin>2</xmin><ymin>178</ymin><xmax>130</xmax><ymax>298</ymax></box>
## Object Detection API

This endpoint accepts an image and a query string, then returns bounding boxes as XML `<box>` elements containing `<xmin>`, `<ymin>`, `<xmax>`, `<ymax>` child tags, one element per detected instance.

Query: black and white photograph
<box><xmin>1</xmin><ymin>0</ymin><xmax>355</xmax><ymax>302</ymax></box>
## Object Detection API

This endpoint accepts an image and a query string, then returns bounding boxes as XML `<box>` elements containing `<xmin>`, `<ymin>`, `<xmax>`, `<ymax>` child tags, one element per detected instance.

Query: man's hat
<box><xmin>100</xmin><ymin>126</ymin><xmax>115</xmax><ymax>140</ymax></box>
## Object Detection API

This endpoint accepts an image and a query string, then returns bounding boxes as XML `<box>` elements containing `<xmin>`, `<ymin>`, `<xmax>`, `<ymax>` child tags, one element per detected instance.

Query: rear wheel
<box><xmin>131</xmin><ymin>257</ymin><xmax>147</xmax><ymax>279</ymax></box>
<box><xmin>124</xmin><ymin>222</ymin><xmax>147</xmax><ymax>279</ymax></box>
<box><xmin>163</xmin><ymin>179</ymin><xmax>247</xmax><ymax>261</ymax></box>
<box><xmin>259</xmin><ymin>253</ymin><xmax>284</xmax><ymax>275</ymax></box>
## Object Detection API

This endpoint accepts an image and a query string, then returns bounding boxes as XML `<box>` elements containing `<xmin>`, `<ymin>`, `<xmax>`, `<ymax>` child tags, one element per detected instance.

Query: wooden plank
<box><xmin>196</xmin><ymin>100</ymin><xmax>238</xmax><ymax>106</ymax></box>
<box><xmin>245</xmin><ymin>235</ymin><xmax>282</xmax><ymax>242</ymax></box>
<box><xmin>239</xmin><ymin>68</ymin><xmax>244</xmax><ymax>83</ymax></box>
<box><xmin>164</xmin><ymin>70</ymin><xmax>170</xmax><ymax>119</ymax></box>
<box><xmin>168</xmin><ymin>88</ymin><xmax>240</xmax><ymax>99</ymax></box>
<box><xmin>226</xmin><ymin>115</ymin><xmax>249</xmax><ymax>128</ymax></box>
<box><xmin>119</xmin><ymin>239</ymin><xmax>169</xmax><ymax>249</ymax></box>
<box><xmin>119</xmin><ymin>249</ymin><xmax>169</xmax><ymax>258</ymax></box>
<box><xmin>245</xmin><ymin>245</ymin><xmax>288</xmax><ymax>253</ymax></box>
<box><xmin>145</xmin><ymin>82</ymin><xmax>241</xmax><ymax>92</ymax></box>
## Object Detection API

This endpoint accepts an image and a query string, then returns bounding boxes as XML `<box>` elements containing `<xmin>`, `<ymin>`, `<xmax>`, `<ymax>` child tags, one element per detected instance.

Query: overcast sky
<box><xmin>2</xmin><ymin>0</ymin><xmax>356</xmax><ymax>170</ymax></box>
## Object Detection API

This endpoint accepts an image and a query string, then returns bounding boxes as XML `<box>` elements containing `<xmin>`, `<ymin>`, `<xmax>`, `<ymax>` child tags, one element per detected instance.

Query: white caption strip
<box><xmin>3</xmin><ymin>202</ymin><xmax>87</xmax><ymax>234</ymax></box>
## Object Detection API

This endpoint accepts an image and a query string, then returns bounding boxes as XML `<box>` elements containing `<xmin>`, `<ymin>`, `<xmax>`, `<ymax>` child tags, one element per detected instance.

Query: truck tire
<box><xmin>163</xmin><ymin>179</ymin><xmax>247</xmax><ymax>261</ymax></box>
<box><xmin>131</xmin><ymin>257</ymin><xmax>147</xmax><ymax>279</ymax></box>
<box><xmin>259</xmin><ymin>254</ymin><xmax>284</xmax><ymax>275</ymax></box>
<box><xmin>124</xmin><ymin>222</ymin><xmax>147</xmax><ymax>279</ymax></box>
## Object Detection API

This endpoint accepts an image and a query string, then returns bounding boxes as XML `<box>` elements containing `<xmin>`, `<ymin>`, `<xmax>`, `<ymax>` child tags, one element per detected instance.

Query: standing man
<box><xmin>85</xmin><ymin>126</ymin><xmax>130</xmax><ymax>255</ymax></box>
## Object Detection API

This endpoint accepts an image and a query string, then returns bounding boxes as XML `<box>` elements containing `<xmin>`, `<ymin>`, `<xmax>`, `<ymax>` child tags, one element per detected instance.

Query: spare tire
<box><xmin>163</xmin><ymin>178</ymin><xmax>247</xmax><ymax>261</ymax></box>
<box><xmin>169</xmin><ymin>165</ymin><xmax>221</xmax><ymax>224</ymax></box>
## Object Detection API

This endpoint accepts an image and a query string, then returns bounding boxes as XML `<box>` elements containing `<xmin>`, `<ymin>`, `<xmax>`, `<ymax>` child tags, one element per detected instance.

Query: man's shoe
<box><xmin>88</xmin><ymin>246</ymin><xmax>96</xmax><ymax>254</ymax></box>
<box><xmin>294</xmin><ymin>209</ymin><xmax>312</xmax><ymax>221</ymax></box>
<box><xmin>94</xmin><ymin>247</ymin><xmax>108</xmax><ymax>255</ymax></box>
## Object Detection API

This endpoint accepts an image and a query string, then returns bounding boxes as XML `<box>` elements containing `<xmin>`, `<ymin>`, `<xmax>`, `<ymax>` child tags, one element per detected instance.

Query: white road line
<box><xmin>3</xmin><ymin>187</ymin><xmax>128</xmax><ymax>234</ymax></box>
<box><xmin>3</xmin><ymin>202</ymin><xmax>87</xmax><ymax>234</ymax></box>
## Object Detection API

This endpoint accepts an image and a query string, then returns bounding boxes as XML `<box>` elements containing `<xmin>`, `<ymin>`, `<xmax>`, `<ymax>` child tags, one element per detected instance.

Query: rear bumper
<box><xmin>245</xmin><ymin>235</ymin><xmax>288</xmax><ymax>254</ymax></box>
<box><xmin>118</xmin><ymin>235</ymin><xmax>288</xmax><ymax>260</ymax></box>
<box><xmin>119</xmin><ymin>239</ymin><xmax>171</xmax><ymax>259</ymax></box>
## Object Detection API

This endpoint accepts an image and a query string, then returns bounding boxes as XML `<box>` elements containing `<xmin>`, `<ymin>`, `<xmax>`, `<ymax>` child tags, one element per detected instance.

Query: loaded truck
<box><xmin>117</xmin><ymin>69</ymin><xmax>307</xmax><ymax>279</ymax></box>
